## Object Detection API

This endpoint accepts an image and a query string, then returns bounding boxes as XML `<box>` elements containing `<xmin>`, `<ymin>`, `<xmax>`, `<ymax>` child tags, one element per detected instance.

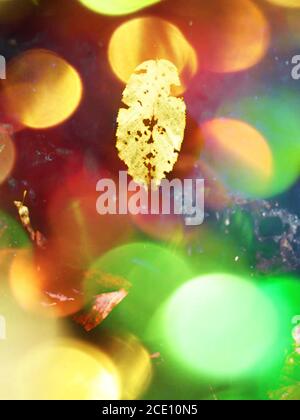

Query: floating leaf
<box><xmin>85</xmin><ymin>270</ymin><xmax>132</xmax><ymax>297</ymax></box>
<box><xmin>74</xmin><ymin>289</ymin><xmax>128</xmax><ymax>332</ymax></box>
<box><xmin>116</xmin><ymin>59</ymin><xmax>186</xmax><ymax>187</ymax></box>
<box><xmin>14</xmin><ymin>191</ymin><xmax>47</xmax><ymax>249</ymax></box>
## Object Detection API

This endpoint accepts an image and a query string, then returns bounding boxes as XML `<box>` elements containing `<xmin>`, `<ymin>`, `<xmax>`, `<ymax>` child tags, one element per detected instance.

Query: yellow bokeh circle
<box><xmin>163</xmin><ymin>0</ymin><xmax>270</xmax><ymax>73</ymax></box>
<box><xmin>16</xmin><ymin>339</ymin><xmax>121</xmax><ymax>400</ymax></box>
<box><xmin>3</xmin><ymin>49</ymin><xmax>83</xmax><ymax>129</ymax></box>
<box><xmin>108</xmin><ymin>17</ymin><xmax>197</xmax><ymax>92</ymax></box>
<box><xmin>201</xmin><ymin>118</ymin><xmax>274</xmax><ymax>197</ymax></box>
<box><xmin>78</xmin><ymin>0</ymin><xmax>161</xmax><ymax>15</ymax></box>
<box><xmin>108</xmin><ymin>335</ymin><xmax>152</xmax><ymax>400</ymax></box>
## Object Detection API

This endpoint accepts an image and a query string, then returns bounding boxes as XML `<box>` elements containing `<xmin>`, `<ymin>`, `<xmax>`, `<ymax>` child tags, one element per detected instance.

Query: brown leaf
<box><xmin>74</xmin><ymin>289</ymin><xmax>128</xmax><ymax>332</ymax></box>
<box><xmin>85</xmin><ymin>269</ymin><xmax>131</xmax><ymax>296</ymax></box>
<box><xmin>14</xmin><ymin>191</ymin><xmax>47</xmax><ymax>249</ymax></box>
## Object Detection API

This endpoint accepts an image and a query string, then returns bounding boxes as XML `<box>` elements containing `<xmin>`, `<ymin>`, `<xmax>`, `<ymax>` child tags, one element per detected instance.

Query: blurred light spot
<box><xmin>9</xmin><ymin>250</ymin><xmax>41</xmax><ymax>313</ymax></box>
<box><xmin>15</xmin><ymin>339</ymin><xmax>120</xmax><ymax>400</ymax></box>
<box><xmin>0</xmin><ymin>293</ymin><xmax>58</xmax><ymax>399</ymax></box>
<box><xmin>159</xmin><ymin>274</ymin><xmax>278</xmax><ymax>380</ymax></box>
<box><xmin>84</xmin><ymin>242</ymin><xmax>193</xmax><ymax>335</ymax></box>
<box><xmin>3</xmin><ymin>49</ymin><xmax>83</xmax><ymax>129</ymax></box>
<box><xmin>166</xmin><ymin>0</ymin><xmax>269</xmax><ymax>73</ymax></box>
<box><xmin>108</xmin><ymin>335</ymin><xmax>152</xmax><ymax>400</ymax></box>
<box><xmin>108</xmin><ymin>17</ymin><xmax>197</xmax><ymax>93</ymax></box>
<box><xmin>9</xmin><ymin>249</ymin><xmax>84</xmax><ymax>318</ymax></box>
<box><xmin>0</xmin><ymin>132</ymin><xmax>15</xmax><ymax>184</ymax></box>
<box><xmin>201</xmin><ymin>118</ymin><xmax>273</xmax><ymax>198</ymax></box>
<box><xmin>266</xmin><ymin>0</ymin><xmax>300</xmax><ymax>7</ymax></box>
<box><xmin>218</xmin><ymin>91</ymin><xmax>300</xmax><ymax>197</ymax></box>
<box><xmin>78</xmin><ymin>0</ymin><xmax>161</xmax><ymax>15</ymax></box>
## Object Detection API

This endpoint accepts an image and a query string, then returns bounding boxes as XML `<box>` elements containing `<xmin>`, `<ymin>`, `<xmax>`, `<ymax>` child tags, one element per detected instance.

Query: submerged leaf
<box><xmin>74</xmin><ymin>289</ymin><xmax>128</xmax><ymax>332</ymax></box>
<box><xmin>14</xmin><ymin>191</ymin><xmax>46</xmax><ymax>249</ymax></box>
<box><xmin>116</xmin><ymin>59</ymin><xmax>186</xmax><ymax>187</ymax></box>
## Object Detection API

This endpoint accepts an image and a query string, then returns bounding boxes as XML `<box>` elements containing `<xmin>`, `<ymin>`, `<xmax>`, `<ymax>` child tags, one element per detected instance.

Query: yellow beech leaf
<box><xmin>116</xmin><ymin>59</ymin><xmax>186</xmax><ymax>187</ymax></box>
